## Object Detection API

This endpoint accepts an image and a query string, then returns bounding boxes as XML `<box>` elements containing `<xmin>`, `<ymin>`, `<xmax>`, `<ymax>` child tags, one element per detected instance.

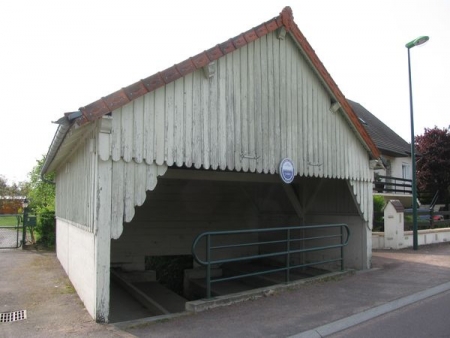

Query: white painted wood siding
<box><xmin>102</xmin><ymin>31</ymin><xmax>371</xmax><ymax>183</ymax></box>
<box><xmin>55</xmin><ymin>129</ymin><xmax>96</xmax><ymax>231</ymax></box>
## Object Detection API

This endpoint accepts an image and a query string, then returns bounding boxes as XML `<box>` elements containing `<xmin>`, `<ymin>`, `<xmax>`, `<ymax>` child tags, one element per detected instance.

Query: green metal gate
<box><xmin>0</xmin><ymin>215</ymin><xmax>22</xmax><ymax>249</ymax></box>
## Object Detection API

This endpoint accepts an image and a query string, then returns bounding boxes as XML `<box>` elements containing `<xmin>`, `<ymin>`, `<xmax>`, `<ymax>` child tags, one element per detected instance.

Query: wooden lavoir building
<box><xmin>42</xmin><ymin>7</ymin><xmax>381</xmax><ymax>322</ymax></box>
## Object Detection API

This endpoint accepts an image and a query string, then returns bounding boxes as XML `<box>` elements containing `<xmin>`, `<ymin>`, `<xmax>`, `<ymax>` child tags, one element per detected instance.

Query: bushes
<box><xmin>34</xmin><ymin>209</ymin><xmax>56</xmax><ymax>248</ymax></box>
<box><xmin>373</xmin><ymin>195</ymin><xmax>385</xmax><ymax>231</ymax></box>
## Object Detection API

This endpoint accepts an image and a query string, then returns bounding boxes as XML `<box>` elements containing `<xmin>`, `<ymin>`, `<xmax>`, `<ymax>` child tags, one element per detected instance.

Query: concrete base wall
<box><xmin>373</xmin><ymin>228</ymin><xmax>450</xmax><ymax>249</ymax></box>
<box><xmin>56</xmin><ymin>218</ymin><xmax>96</xmax><ymax>319</ymax></box>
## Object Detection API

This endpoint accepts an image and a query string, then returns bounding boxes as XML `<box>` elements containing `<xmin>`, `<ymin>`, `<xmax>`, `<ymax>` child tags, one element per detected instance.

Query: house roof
<box><xmin>74</xmin><ymin>7</ymin><xmax>379</xmax><ymax>159</ymax></box>
<box><xmin>348</xmin><ymin>100</ymin><xmax>411</xmax><ymax>157</ymax></box>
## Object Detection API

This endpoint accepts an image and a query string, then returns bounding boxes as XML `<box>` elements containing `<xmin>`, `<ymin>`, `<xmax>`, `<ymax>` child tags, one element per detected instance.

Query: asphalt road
<box><xmin>329</xmin><ymin>290</ymin><xmax>450</xmax><ymax>338</ymax></box>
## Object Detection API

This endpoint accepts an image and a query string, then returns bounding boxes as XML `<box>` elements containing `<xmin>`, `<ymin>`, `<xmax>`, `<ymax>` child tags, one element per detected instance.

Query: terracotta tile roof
<box><xmin>349</xmin><ymin>100</ymin><xmax>411</xmax><ymax>157</ymax></box>
<box><xmin>77</xmin><ymin>7</ymin><xmax>380</xmax><ymax>159</ymax></box>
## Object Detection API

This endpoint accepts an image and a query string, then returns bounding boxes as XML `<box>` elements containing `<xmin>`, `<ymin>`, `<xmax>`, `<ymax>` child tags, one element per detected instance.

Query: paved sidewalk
<box><xmin>1</xmin><ymin>243</ymin><xmax>449</xmax><ymax>337</ymax></box>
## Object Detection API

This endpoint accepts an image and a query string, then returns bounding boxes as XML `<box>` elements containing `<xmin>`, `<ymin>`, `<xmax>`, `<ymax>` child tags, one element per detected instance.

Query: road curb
<box><xmin>289</xmin><ymin>281</ymin><xmax>450</xmax><ymax>338</ymax></box>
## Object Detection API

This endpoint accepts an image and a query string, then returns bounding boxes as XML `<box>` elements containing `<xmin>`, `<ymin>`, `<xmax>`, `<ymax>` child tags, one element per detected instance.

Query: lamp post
<box><xmin>406</xmin><ymin>36</ymin><xmax>429</xmax><ymax>251</ymax></box>
<box><xmin>22</xmin><ymin>198</ymin><xmax>29</xmax><ymax>249</ymax></box>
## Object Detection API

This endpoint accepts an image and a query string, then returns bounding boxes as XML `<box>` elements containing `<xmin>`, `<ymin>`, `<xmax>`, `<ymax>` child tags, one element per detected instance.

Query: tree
<box><xmin>27</xmin><ymin>156</ymin><xmax>55</xmax><ymax>213</ymax></box>
<box><xmin>26</xmin><ymin>155</ymin><xmax>56</xmax><ymax>247</ymax></box>
<box><xmin>415</xmin><ymin>126</ymin><xmax>450</xmax><ymax>210</ymax></box>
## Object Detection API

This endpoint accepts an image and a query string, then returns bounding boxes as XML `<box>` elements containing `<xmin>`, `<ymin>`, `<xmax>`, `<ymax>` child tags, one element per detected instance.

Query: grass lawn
<box><xmin>0</xmin><ymin>215</ymin><xmax>20</xmax><ymax>227</ymax></box>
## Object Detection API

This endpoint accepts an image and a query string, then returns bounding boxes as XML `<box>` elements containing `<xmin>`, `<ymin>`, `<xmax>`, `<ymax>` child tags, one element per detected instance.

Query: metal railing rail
<box><xmin>374</xmin><ymin>175</ymin><xmax>412</xmax><ymax>194</ymax></box>
<box><xmin>192</xmin><ymin>224</ymin><xmax>350</xmax><ymax>298</ymax></box>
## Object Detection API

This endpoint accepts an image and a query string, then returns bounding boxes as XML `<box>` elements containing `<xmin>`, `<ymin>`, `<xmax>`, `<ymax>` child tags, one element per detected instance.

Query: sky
<box><xmin>0</xmin><ymin>0</ymin><xmax>449</xmax><ymax>184</ymax></box>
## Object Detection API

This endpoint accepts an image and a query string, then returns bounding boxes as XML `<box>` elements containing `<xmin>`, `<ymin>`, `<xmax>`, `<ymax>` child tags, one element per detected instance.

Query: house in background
<box><xmin>349</xmin><ymin>100</ymin><xmax>413</xmax><ymax>207</ymax></box>
<box><xmin>41</xmin><ymin>7</ymin><xmax>381</xmax><ymax>322</ymax></box>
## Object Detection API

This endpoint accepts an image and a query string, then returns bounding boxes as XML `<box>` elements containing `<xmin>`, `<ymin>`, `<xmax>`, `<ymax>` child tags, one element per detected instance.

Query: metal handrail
<box><xmin>192</xmin><ymin>224</ymin><xmax>350</xmax><ymax>298</ymax></box>
<box><xmin>374</xmin><ymin>175</ymin><xmax>412</xmax><ymax>194</ymax></box>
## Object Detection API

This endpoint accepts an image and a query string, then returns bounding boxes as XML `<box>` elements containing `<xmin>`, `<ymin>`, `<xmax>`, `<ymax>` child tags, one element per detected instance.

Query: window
<box><xmin>402</xmin><ymin>163</ymin><xmax>411</xmax><ymax>180</ymax></box>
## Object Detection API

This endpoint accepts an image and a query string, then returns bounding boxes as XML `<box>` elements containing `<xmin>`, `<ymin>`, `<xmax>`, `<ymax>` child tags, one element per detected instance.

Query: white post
<box><xmin>383</xmin><ymin>200</ymin><xmax>405</xmax><ymax>249</ymax></box>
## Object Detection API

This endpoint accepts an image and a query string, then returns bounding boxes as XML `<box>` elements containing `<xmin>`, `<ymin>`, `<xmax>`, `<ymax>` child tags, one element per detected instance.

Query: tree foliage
<box><xmin>27</xmin><ymin>155</ymin><xmax>56</xmax><ymax>247</ymax></box>
<box><xmin>415</xmin><ymin>126</ymin><xmax>450</xmax><ymax>208</ymax></box>
<box><xmin>27</xmin><ymin>155</ymin><xmax>55</xmax><ymax>213</ymax></box>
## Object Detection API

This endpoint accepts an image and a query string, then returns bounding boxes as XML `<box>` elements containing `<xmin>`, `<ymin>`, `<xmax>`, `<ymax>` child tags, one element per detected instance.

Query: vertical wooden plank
<box><xmin>337</xmin><ymin>113</ymin><xmax>343</xmax><ymax>179</ymax></box>
<box><xmin>313</xmin><ymin>82</ymin><xmax>319</xmax><ymax>177</ymax></box>
<box><xmin>111</xmin><ymin>160</ymin><xmax>124</xmax><ymax>239</ymax></box>
<box><xmin>121</xmin><ymin>102</ymin><xmax>134</xmax><ymax>163</ymax></box>
<box><xmin>218</xmin><ymin>57</ymin><xmax>227</xmax><ymax>170</ymax></box>
<box><xmin>253</xmin><ymin>37</ymin><xmax>263</xmax><ymax>173</ymax></box>
<box><xmin>233</xmin><ymin>49</ymin><xmax>242</xmax><ymax>172</ymax></box>
<box><xmin>289</xmin><ymin>40</ymin><xmax>298</xmax><ymax>175</ymax></box>
<box><xmin>201</xmin><ymin>69</ymin><xmax>210</xmax><ymax>169</ymax></box>
<box><xmin>98</xmin><ymin>117</ymin><xmax>112</xmax><ymax>162</ymax></box>
<box><xmin>192</xmin><ymin>71</ymin><xmax>202</xmax><ymax>169</ymax></box>
<box><xmin>267</xmin><ymin>33</ymin><xmax>276</xmax><ymax>173</ymax></box>
<box><xmin>240</xmin><ymin>44</ymin><xmax>249</xmax><ymax>172</ymax></box>
<box><xmin>284</xmin><ymin>35</ymin><xmax>295</xmax><ymax>163</ymax></box>
<box><xmin>302</xmin><ymin>63</ymin><xmax>308</xmax><ymax>177</ymax></box>
<box><xmin>297</xmin><ymin>56</ymin><xmax>304</xmax><ymax>176</ymax></box>
<box><xmin>89</xmin><ymin>136</ymin><xmax>96</xmax><ymax>230</ymax></box>
<box><xmin>133</xmin><ymin>96</ymin><xmax>144</xmax><ymax>163</ymax></box>
<box><xmin>146</xmin><ymin>163</ymin><xmax>158</xmax><ymax>191</ymax></box>
<box><xmin>279</xmin><ymin>35</ymin><xmax>287</xmax><ymax>160</ymax></box>
<box><xmin>155</xmin><ymin>87</ymin><xmax>166</xmax><ymax>166</ymax></box>
<box><xmin>313</xmin><ymin>83</ymin><xmax>320</xmax><ymax>177</ymax></box>
<box><xmin>209</xmin><ymin>65</ymin><xmax>218</xmax><ymax>170</ymax></box>
<box><xmin>260</xmin><ymin>35</ymin><xmax>269</xmax><ymax>174</ymax></box>
<box><xmin>320</xmin><ymin>95</ymin><xmax>328</xmax><ymax>178</ymax></box>
<box><xmin>247</xmin><ymin>41</ymin><xmax>256</xmax><ymax>173</ymax></box>
<box><xmin>307</xmin><ymin>71</ymin><xmax>314</xmax><ymax>177</ymax></box>
<box><xmin>331</xmin><ymin>101</ymin><xmax>337</xmax><ymax>178</ymax></box>
<box><xmin>345</xmin><ymin>117</ymin><xmax>350</xmax><ymax>180</ymax></box>
<box><xmin>174</xmin><ymin>78</ymin><xmax>185</xmax><ymax>167</ymax></box>
<box><xmin>94</xmin><ymin>157</ymin><xmax>112</xmax><ymax>322</ymax></box>
<box><xmin>185</xmin><ymin>73</ymin><xmax>194</xmax><ymax>168</ymax></box>
<box><xmin>165</xmin><ymin>81</ymin><xmax>175</xmax><ymax>166</ymax></box>
<box><xmin>144</xmin><ymin>92</ymin><xmax>155</xmax><ymax>165</ymax></box>
<box><xmin>273</xmin><ymin>37</ymin><xmax>281</xmax><ymax>170</ymax></box>
<box><xmin>225</xmin><ymin>54</ymin><xmax>235</xmax><ymax>170</ymax></box>
<box><xmin>134</xmin><ymin>162</ymin><xmax>147</xmax><ymax>207</ymax></box>
<box><xmin>111</xmin><ymin>108</ymin><xmax>122</xmax><ymax>162</ymax></box>
<box><xmin>124</xmin><ymin>162</ymin><xmax>135</xmax><ymax>223</ymax></box>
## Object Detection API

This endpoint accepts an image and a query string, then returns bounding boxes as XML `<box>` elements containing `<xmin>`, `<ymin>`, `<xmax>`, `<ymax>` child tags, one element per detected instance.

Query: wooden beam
<box><xmin>303</xmin><ymin>178</ymin><xmax>326</xmax><ymax>214</ymax></box>
<box><xmin>281</xmin><ymin>183</ymin><xmax>304</xmax><ymax>220</ymax></box>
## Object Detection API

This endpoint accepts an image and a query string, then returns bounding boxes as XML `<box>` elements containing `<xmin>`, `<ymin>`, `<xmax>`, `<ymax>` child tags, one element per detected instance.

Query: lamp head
<box><xmin>22</xmin><ymin>198</ymin><xmax>29</xmax><ymax>209</ymax></box>
<box><xmin>406</xmin><ymin>36</ymin><xmax>429</xmax><ymax>49</ymax></box>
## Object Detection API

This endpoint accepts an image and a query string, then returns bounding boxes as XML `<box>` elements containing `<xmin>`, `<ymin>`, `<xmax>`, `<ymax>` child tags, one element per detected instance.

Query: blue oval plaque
<box><xmin>279</xmin><ymin>158</ymin><xmax>295</xmax><ymax>184</ymax></box>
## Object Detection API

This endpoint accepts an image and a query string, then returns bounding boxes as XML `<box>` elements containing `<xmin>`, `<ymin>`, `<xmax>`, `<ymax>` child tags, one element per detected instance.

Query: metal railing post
<box><xmin>340</xmin><ymin>225</ymin><xmax>344</xmax><ymax>271</ymax></box>
<box><xmin>206</xmin><ymin>234</ymin><xmax>211</xmax><ymax>298</ymax></box>
<box><xmin>286</xmin><ymin>228</ymin><xmax>290</xmax><ymax>283</ymax></box>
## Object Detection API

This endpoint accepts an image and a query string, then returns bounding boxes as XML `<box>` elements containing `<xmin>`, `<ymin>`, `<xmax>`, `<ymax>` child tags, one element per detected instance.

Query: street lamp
<box><xmin>406</xmin><ymin>35</ymin><xmax>429</xmax><ymax>250</ymax></box>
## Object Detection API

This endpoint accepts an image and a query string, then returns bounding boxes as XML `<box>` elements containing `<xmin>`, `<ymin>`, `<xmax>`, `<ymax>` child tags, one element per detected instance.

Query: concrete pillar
<box><xmin>383</xmin><ymin>200</ymin><xmax>405</xmax><ymax>249</ymax></box>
